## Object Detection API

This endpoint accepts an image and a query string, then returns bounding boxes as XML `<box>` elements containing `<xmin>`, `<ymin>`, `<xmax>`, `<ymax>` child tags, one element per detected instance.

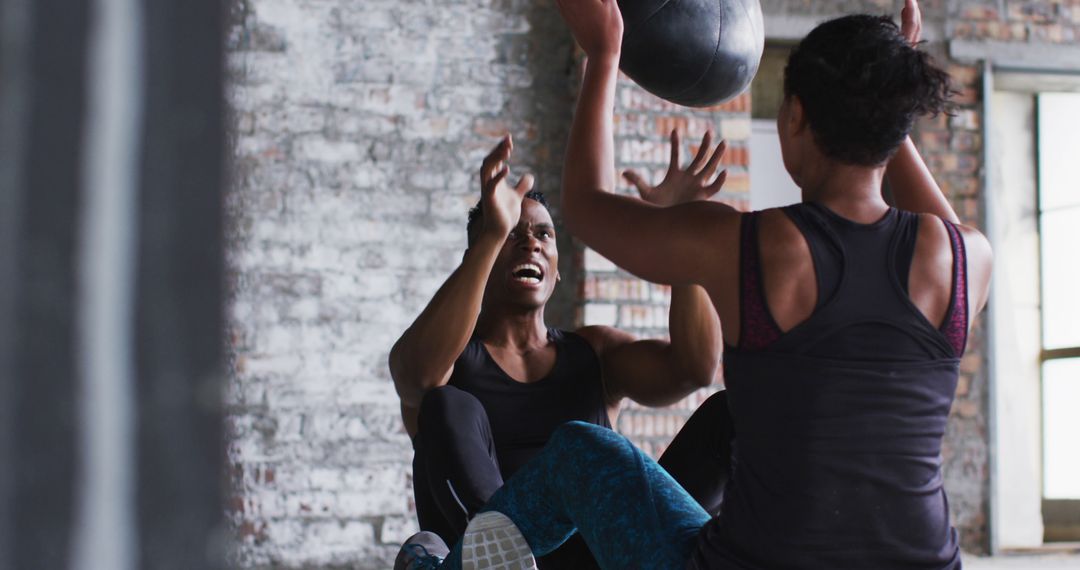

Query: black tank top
<box><xmin>691</xmin><ymin>203</ymin><xmax>967</xmax><ymax>569</ymax></box>
<box><xmin>447</xmin><ymin>328</ymin><xmax>612</xmax><ymax>479</ymax></box>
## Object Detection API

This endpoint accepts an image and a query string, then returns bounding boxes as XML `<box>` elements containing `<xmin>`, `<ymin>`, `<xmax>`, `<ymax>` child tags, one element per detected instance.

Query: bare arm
<box><xmin>579</xmin><ymin>131</ymin><xmax>729</xmax><ymax>405</ymax></box>
<box><xmin>554</xmin><ymin>0</ymin><xmax>738</xmax><ymax>287</ymax></box>
<box><xmin>581</xmin><ymin>279</ymin><xmax>722</xmax><ymax>407</ymax></box>
<box><xmin>886</xmin><ymin>0</ymin><xmax>959</xmax><ymax>223</ymax></box>
<box><xmin>889</xmin><ymin>0</ymin><xmax>992</xmax><ymax>317</ymax></box>
<box><xmin>389</xmin><ymin>136</ymin><xmax>533</xmax><ymax>425</ymax></box>
<box><xmin>886</xmin><ymin>136</ymin><xmax>959</xmax><ymax>223</ymax></box>
<box><xmin>389</xmin><ymin>232</ymin><xmax>504</xmax><ymax>409</ymax></box>
<box><xmin>885</xmin><ymin>137</ymin><xmax>993</xmax><ymax>314</ymax></box>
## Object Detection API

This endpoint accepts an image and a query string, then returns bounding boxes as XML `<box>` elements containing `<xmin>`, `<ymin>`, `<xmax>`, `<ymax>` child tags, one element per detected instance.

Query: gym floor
<box><xmin>966</xmin><ymin>549</ymin><xmax>1080</xmax><ymax>568</ymax></box>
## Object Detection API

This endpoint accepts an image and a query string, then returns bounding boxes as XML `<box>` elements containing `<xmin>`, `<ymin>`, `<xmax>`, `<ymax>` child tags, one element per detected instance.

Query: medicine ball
<box><xmin>617</xmin><ymin>0</ymin><xmax>764</xmax><ymax>107</ymax></box>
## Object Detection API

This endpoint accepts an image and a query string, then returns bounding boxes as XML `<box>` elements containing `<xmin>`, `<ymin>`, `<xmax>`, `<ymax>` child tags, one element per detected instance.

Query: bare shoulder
<box><xmin>704</xmin><ymin>200</ymin><xmax>744</xmax><ymax>240</ymax></box>
<box><xmin>757</xmin><ymin>207</ymin><xmax>807</xmax><ymax>259</ymax></box>
<box><xmin>924</xmin><ymin>214</ymin><xmax>993</xmax><ymax>277</ymax></box>
<box><xmin>956</xmin><ymin>222</ymin><xmax>993</xmax><ymax>312</ymax></box>
<box><xmin>669</xmin><ymin>200</ymin><xmax>742</xmax><ymax>255</ymax></box>
<box><xmin>915</xmin><ymin>212</ymin><xmax>952</xmax><ymax>251</ymax></box>
<box><xmin>920</xmin><ymin>214</ymin><xmax>993</xmax><ymax>313</ymax></box>
<box><xmin>956</xmin><ymin>223</ymin><xmax>993</xmax><ymax>266</ymax></box>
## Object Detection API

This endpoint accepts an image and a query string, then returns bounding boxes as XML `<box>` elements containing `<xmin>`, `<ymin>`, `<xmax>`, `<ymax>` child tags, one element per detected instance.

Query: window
<box><xmin>990</xmin><ymin>85</ymin><xmax>1080</xmax><ymax>548</ymax></box>
<box><xmin>1035</xmin><ymin>93</ymin><xmax>1080</xmax><ymax>541</ymax></box>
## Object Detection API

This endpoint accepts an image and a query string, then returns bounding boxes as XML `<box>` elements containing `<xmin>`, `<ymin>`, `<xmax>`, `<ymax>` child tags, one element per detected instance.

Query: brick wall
<box><xmin>953</xmin><ymin>0</ymin><xmax>1080</xmax><ymax>42</ymax></box>
<box><xmin>225</xmin><ymin>0</ymin><xmax>576</xmax><ymax>566</ymax></box>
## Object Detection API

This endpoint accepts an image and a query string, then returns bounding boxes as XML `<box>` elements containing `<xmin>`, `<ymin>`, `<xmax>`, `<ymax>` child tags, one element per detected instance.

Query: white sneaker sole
<box><xmin>461</xmin><ymin>511</ymin><xmax>537</xmax><ymax>570</ymax></box>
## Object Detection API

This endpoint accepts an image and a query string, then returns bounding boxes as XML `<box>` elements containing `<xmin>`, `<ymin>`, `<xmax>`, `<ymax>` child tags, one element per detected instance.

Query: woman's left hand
<box><xmin>901</xmin><ymin>0</ymin><xmax>922</xmax><ymax>45</ymax></box>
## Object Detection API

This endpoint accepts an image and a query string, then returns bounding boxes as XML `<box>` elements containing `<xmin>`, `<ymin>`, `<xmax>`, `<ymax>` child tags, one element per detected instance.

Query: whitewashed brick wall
<box><xmin>225</xmin><ymin>0</ymin><xmax>577</xmax><ymax>566</ymax></box>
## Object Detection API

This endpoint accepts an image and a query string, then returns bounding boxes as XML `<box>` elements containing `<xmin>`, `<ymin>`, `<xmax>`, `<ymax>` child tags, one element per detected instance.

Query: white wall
<box><xmin>749</xmin><ymin>119</ymin><xmax>801</xmax><ymax>210</ymax></box>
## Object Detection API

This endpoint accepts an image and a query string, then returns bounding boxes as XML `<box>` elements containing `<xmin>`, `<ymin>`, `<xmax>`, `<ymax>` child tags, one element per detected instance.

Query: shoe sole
<box><xmin>461</xmin><ymin>511</ymin><xmax>537</xmax><ymax>570</ymax></box>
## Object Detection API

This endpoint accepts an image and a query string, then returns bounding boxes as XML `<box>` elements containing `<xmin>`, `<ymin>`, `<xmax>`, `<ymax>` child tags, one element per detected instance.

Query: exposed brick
<box><xmin>952</xmin><ymin>21</ymin><xmax>976</xmax><ymax>38</ymax></box>
<box><xmin>583</xmin><ymin>303</ymin><xmax>618</xmax><ymax>326</ymax></box>
<box><xmin>227</xmin><ymin>0</ymin><xmax>581</xmax><ymax>566</ymax></box>
<box><xmin>960</xmin><ymin>4</ymin><xmax>1001</xmax><ymax>21</ymax></box>
<box><xmin>917</xmin><ymin>129</ymin><xmax>951</xmax><ymax>151</ymax></box>
<box><xmin>704</xmin><ymin>92</ymin><xmax>751</xmax><ymax>114</ymax></box>
<box><xmin>1030</xmin><ymin>22</ymin><xmax>1079</xmax><ymax>42</ymax></box>
<box><xmin>1006</xmin><ymin>0</ymin><xmax>1059</xmax><ymax>23</ymax></box>
<box><xmin>380</xmin><ymin>516</ymin><xmax>421</xmax><ymax>545</ymax></box>
<box><xmin>584</xmin><ymin>247</ymin><xmax>617</xmax><ymax>272</ymax></box>
<box><xmin>723</xmin><ymin>172</ymin><xmax>752</xmax><ymax>193</ymax></box>
<box><xmin>951</xmin><ymin>131</ymin><xmax>982</xmax><ymax>153</ymax></box>
<box><xmin>950</xmin><ymin>109</ymin><xmax>981</xmax><ymax>131</ymax></box>
<box><xmin>655</xmin><ymin>115</ymin><xmax>689</xmax><ymax>137</ymax></box>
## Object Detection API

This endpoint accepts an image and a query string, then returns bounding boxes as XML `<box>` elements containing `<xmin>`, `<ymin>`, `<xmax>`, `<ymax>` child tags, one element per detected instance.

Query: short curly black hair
<box><xmin>466</xmin><ymin>190</ymin><xmax>551</xmax><ymax>247</ymax></box>
<box><xmin>784</xmin><ymin>15</ymin><xmax>955</xmax><ymax>166</ymax></box>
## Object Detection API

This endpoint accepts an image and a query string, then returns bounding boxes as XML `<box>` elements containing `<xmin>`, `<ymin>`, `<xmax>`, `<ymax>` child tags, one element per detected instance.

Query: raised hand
<box><xmin>479</xmin><ymin>135</ymin><xmax>535</xmax><ymax>239</ymax></box>
<box><xmin>623</xmin><ymin>130</ymin><xmax>728</xmax><ymax>206</ymax></box>
<box><xmin>901</xmin><ymin>0</ymin><xmax>922</xmax><ymax>46</ymax></box>
<box><xmin>554</xmin><ymin>0</ymin><xmax>624</xmax><ymax>61</ymax></box>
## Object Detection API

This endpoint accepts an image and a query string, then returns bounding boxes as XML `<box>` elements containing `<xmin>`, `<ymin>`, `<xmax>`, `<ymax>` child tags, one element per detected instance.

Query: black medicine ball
<box><xmin>617</xmin><ymin>0</ymin><xmax>765</xmax><ymax>107</ymax></box>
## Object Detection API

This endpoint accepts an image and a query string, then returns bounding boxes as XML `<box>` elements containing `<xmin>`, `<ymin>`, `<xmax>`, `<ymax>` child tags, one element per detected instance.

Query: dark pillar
<box><xmin>135</xmin><ymin>0</ymin><xmax>226</xmax><ymax>567</ymax></box>
<box><xmin>5</xmin><ymin>0</ymin><xmax>91</xmax><ymax>566</ymax></box>
<box><xmin>0</xmin><ymin>0</ymin><xmax>227</xmax><ymax>566</ymax></box>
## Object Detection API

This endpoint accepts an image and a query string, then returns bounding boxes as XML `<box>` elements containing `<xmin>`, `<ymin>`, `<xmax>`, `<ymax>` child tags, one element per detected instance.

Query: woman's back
<box><xmin>550</xmin><ymin>3</ymin><xmax>994</xmax><ymax>566</ymax></box>
<box><xmin>691</xmin><ymin>202</ymin><xmax>965</xmax><ymax>569</ymax></box>
<box><xmin>716</xmin><ymin>201</ymin><xmax>968</xmax><ymax>349</ymax></box>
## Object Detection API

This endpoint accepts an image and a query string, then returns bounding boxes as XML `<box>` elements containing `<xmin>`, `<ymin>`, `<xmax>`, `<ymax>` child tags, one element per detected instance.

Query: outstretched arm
<box><xmin>389</xmin><ymin>136</ymin><xmax>533</xmax><ymax>432</ymax></box>
<box><xmin>581</xmin><ymin>131</ymin><xmax>727</xmax><ymax>406</ymax></box>
<box><xmin>554</xmin><ymin>0</ymin><xmax>738</xmax><ymax>287</ymax></box>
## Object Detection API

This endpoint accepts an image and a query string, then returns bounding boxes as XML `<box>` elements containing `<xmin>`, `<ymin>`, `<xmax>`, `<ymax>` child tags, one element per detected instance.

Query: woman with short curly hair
<box><xmin>398</xmin><ymin>0</ymin><xmax>992</xmax><ymax>567</ymax></box>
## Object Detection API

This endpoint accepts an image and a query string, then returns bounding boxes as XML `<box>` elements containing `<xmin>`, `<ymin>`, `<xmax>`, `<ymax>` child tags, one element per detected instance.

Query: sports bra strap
<box><xmin>939</xmin><ymin>220</ymin><xmax>969</xmax><ymax>357</ymax></box>
<box><xmin>738</xmin><ymin>212</ymin><xmax>783</xmax><ymax>350</ymax></box>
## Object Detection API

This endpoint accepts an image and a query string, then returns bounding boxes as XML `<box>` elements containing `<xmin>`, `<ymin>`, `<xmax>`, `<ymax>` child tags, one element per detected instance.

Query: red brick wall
<box><xmin>954</xmin><ymin>1</ymin><xmax>1080</xmax><ymax>42</ymax></box>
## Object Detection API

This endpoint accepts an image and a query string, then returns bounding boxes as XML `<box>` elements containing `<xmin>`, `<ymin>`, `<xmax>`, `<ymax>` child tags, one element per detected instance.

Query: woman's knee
<box><xmin>549</xmin><ymin>421</ymin><xmax>623</xmax><ymax>454</ymax></box>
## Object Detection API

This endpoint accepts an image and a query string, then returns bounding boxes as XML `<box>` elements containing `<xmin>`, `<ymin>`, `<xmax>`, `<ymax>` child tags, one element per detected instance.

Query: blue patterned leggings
<box><xmin>441</xmin><ymin>421</ymin><xmax>711</xmax><ymax>569</ymax></box>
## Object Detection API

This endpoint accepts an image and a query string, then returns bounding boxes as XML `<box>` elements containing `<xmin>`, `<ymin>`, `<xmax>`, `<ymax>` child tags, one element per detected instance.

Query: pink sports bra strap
<box><xmin>940</xmin><ymin>220</ymin><xmax>969</xmax><ymax>357</ymax></box>
<box><xmin>738</xmin><ymin>212</ymin><xmax>783</xmax><ymax>350</ymax></box>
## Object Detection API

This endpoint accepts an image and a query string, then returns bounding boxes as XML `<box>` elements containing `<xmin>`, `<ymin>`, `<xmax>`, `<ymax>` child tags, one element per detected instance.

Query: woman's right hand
<box><xmin>479</xmin><ymin>134</ymin><xmax>534</xmax><ymax>239</ymax></box>
<box><xmin>555</xmin><ymin>0</ymin><xmax>624</xmax><ymax>62</ymax></box>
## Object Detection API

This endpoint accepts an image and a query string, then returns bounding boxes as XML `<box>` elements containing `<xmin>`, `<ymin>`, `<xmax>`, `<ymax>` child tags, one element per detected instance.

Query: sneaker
<box><xmin>461</xmin><ymin>511</ymin><xmax>537</xmax><ymax>570</ymax></box>
<box><xmin>395</xmin><ymin>531</ymin><xmax>449</xmax><ymax>570</ymax></box>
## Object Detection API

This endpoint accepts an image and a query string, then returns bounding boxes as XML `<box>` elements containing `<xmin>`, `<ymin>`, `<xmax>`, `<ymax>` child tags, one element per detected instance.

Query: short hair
<box><xmin>783</xmin><ymin>15</ymin><xmax>954</xmax><ymax>165</ymax></box>
<box><xmin>466</xmin><ymin>190</ymin><xmax>551</xmax><ymax>247</ymax></box>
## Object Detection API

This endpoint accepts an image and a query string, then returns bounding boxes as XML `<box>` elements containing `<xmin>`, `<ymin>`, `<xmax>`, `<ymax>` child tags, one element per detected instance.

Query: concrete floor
<box><xmin>966</xmin><ymin>553</ymin><xmax>1080</xmax><ymax>568</ymax></box>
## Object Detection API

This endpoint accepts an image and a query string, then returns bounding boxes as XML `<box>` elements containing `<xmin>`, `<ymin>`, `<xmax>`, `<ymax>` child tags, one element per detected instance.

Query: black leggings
<box><xmin>412</xmin><ymin>385</ymin><xmax>734</xmax><ymax>566</ymax></box>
